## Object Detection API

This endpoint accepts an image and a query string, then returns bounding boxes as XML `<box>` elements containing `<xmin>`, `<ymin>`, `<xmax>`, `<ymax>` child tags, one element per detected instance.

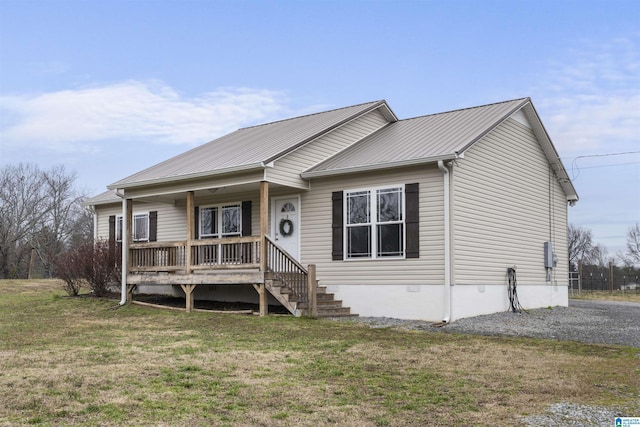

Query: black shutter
<box><xmin>332</xmin><ymin>191</ymin><xmax>343</xmax><ymax>261</ymax></box>
<box><xmin>194</xmin><ymin>206</ymin><xmax>200</xmax><ymax>239</ymax></box>
<box><xmin>108</xmin><ymin>215</ymin><xmax>116</xmax><ymax>264</ymax></box>
<box><xmin>241</xmin><ymin>201</ymin><xmax>252</xmax><ymax>236</ymax></box>
<box><xmin>108</xmin><ymin>215</ymin><xmax>116</xmax><ymax>244</ymax></box>
<box><xmin>405</xmin><ymin>183</ymin><xmax>419</xmax><ymax>258</ymax></box>
<box><xmin>149</xmin><ymin>211</ymin><xmax>158</xmax><ymax>242</ymax></box>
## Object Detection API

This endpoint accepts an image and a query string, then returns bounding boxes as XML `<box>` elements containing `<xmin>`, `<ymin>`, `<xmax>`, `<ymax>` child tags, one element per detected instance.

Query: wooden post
<box><xmin>307</xmin><ymin>264</ymin><xmax>317</xmax><ymax>317</ymax></box>
<box><xmin>252</xmin><ymin>283</ymin><xmax>268</xmax><ymax>316</ymax></box>
<box><xmin>28</xmin><ymin>248</ymin><xmax>36</xmax><ymax>280</ymax></box>
<box><xmin>180</xmin><ymin>284</ymin><xmax>195</xmax><ymax>313</ymax></box>
<box><xmin>186</xmin><ymin>191</ymin><xmax>194</xmax><ymax>274</ymax></box>
<box><xmin>609</xmin><ymin>261</ymin><xmax>614</xmax><ymax>293</ymax></box>
<box><xmin>259</xmin><ymin>283</ymin><xmax>267</xmax><ymax>316</ymax></box>
<box><xmin>127</xmin><ymin>284</ymin><xmax>137</xmax><ymax>302</ymax></box>
<box><xmin>259</xmin><ymin>181</ymin><xmax>269</xmax><ymax>272</ymax></box>
<box><xmin>577</xmin><ymin>259</ymin><xmax>583</xmax><ymax>295</ymax></box>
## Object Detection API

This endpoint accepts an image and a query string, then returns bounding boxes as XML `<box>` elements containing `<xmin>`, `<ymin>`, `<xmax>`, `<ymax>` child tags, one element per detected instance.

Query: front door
<box><xmin>272</xmin><ymin>197</ymin><xmax>300</xmax><ymax>260</ymax></box>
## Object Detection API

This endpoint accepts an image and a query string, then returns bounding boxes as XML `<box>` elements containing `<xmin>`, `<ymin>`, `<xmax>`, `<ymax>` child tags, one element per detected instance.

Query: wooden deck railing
<box><xmin>129</xmin><ymin>236</ymin><xmax>260</xmax><ymax>272</ymax></box>
<box><xmin>265</xmin><ymin>235</ymin><xmax>309</xmax><ymax>306</ymax></box>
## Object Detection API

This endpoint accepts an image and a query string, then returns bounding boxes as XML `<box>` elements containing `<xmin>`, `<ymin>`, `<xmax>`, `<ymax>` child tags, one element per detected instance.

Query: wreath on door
<box><xmin>279</xmin><ymin>218</ymin><xmax>294</xmax><ymax>237</ymax></box>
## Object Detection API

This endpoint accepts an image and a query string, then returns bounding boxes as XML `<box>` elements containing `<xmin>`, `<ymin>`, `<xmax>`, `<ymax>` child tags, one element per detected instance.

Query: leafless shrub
<box><xmin>54</xmin><ymin>249</ymin><xmax>86</xmax><ymax>296</ymax></box>
<box><xmin>55</xmin><ymin>239</ymin><xmax>120</xmax><ymax>297</ymax></box>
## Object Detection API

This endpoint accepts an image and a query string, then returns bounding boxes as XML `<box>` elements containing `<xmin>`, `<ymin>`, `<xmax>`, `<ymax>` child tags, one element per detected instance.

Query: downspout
<box><xmin>437</xmin><ymin>161</ymin><xmax>451</xmax><ymax>323</ymax></box>
<box><xmin>115</xmin><ymin>190</ymin><xmax>128</xmax><ymax>306</ymax></box>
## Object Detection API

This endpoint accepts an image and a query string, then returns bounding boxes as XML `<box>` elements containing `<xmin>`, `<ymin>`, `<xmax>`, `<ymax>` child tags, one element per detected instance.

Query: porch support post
<box><xmin>180</xmin><ymin>284</ymin><xmax>196</xmax><ymax>313</ymax></box>
<box><xmin>259</xmin><ymin>181</ymin><xmax>269</xmax><ymax>317</ymax></box>
<box><xmin>307</xmin><ymin>264</ymin><xmax>317</xmax><ymax>317</ymax></box>
<box><xmin>127</xmin><ymin>284</ymin><xmax>137</xmax><ymax>303</ymax></box>
<box><xmin>186</xmin><ymin>191</ymin><xmax>194</xmax><ymax>274</ymax></box>
<box><xmin>259</xmin><ymin>283</ymin><xmax>268</xmax><ymax>316</ymax></box>
<box><xmin>252</xmin><ymin>284</ymin><xmax>268</xmax><ymax>317</ymax></box>
<box><xmin>259</xmin><ymin>181</ymin><xmax>269</xmax><ymax>272</ymax></box>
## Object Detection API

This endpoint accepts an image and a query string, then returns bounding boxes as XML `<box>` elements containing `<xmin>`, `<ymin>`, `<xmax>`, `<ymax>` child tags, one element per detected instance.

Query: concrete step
<box><xmin>316</xmin><ymin>306</ymin><xmax>356</xmax><ymax>317</ymax></box>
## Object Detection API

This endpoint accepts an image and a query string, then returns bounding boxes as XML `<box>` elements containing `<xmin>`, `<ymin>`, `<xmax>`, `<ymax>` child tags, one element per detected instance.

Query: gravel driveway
<box><xmin>439</xmin><ymin>299</ymin><xmax>640</xmax><ymax>348</ymax></box>
<box><xmin>341</xmin><ymin>299</ymin><xmax>640</xmax><ymax>348</ymax></box>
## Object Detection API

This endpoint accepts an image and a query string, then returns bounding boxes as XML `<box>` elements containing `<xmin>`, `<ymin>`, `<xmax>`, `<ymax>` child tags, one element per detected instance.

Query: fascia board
<box><xmin>521</xmin><ymin>103</ymin><xmax>579</xmax><ymax>202</ymax></box>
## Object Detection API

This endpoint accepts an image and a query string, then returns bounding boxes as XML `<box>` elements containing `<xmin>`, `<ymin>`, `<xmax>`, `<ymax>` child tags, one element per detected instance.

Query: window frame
<box><xmin>115</xmin><ymin>212</ymin><xmax>150</xmax><ymax>242</ymax></box>
<box><xmin>343</xmin><ymin>184</ymin><xmax>406</xmax><ymax>260</ymax></box>
<box><xmin>199</xmin><ymin>202</ymin><xmax>242</xmax><ymax>239</ymax></box>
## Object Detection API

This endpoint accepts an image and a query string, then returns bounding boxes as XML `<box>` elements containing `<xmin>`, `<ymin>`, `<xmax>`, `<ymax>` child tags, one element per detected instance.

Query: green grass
<box><xmin>0</xmin><ymin>280</ymin><xmax>638</xmax><ymax>426</ymax></box>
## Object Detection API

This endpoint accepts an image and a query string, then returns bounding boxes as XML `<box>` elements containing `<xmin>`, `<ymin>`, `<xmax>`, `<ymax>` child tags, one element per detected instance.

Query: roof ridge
<box><xmin>240</xmin><ymin>100</ymin><xmax>385</xmax><ymax>130</ymax></box>
<box><xmin>399</xmin><ymin>97</ymin><xmax>530</xmax><ymax>122</ymax></box>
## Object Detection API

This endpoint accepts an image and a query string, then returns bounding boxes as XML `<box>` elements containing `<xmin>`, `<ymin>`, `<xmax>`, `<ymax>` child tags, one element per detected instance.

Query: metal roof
<box><xmin>85</xmin><ymin>189</ymin><xmax>119</xmax><ymax>206</ymax></box>
<box><xmin>108</xmin><ymin>100</ymin><xmax>393</xmax><ymax>189</ymax></box>
<box><xmin>303</xmin><ymin>98</ymin><xmax>529</xmax><ymax>176</ymax></box>
<box><xmin>95</xmin><ymin>97</ymin><xmax>576</xmax><ymax>203</ymax></box>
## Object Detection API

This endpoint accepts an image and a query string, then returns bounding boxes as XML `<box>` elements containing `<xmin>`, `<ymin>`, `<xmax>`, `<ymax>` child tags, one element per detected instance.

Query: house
<box><xmin>86</xmin><ymin>98</ymin><xmax>578</xmax><ymax>321</ymax></box>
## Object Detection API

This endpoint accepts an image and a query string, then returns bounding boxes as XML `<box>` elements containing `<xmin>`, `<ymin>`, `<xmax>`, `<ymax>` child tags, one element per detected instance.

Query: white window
<box><xmin>200</xmin><ymin>203</ymin><xmax>241</xmax><ymax>238</ymax></box>
<box><xmin>345</xmin><ymin>186</ymin><xmax>404</xmax><ymax>259</ymax></box>
<box><xmin>116</xmin><ymin>213</ymin><xmax>149</xmax><ymax>242</ymax></box>
<box><xmin>133</xmin><ymin>213</ymin><xmax>149</xmax><ymax>242</ymax></box>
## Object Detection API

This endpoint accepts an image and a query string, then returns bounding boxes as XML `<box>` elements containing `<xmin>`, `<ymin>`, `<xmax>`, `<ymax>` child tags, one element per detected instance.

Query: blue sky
<box><xmin>1</xmin><ymin>0</ymin><xmax>638</xmax><ymax>257</ymax></box>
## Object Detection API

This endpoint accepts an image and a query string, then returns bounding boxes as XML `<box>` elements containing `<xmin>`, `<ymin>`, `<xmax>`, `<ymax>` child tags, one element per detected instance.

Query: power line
<box><xmin>571</xmin><ymin>151</ymin><xmax>640</xmax><ymax>181</ymax></box>
<box><xmin>574</xmin><ymin>161</ymin><xmax>640</xmax><ymax>171</ymax></box>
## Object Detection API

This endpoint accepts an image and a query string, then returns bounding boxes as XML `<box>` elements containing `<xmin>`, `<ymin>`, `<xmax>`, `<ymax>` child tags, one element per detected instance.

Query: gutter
<box><xmin>115</xmin><ymin>189</ymin><xmax>128</xmax><ymax>306</ymax></box>
<box><xmin>437</xmin><ymin>161</ymin><xmax>451</xmax><ymax>323</ymax></box>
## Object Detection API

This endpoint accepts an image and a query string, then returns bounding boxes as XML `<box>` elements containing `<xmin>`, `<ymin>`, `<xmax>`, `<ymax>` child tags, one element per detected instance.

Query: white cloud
<box><xmin>0</xmin><ymin>81</ymin><xmax>289</xmax><ymax>152</ymax></box>
<box><xmin>533</xmin><ymin>34</ymin><xmax>640</xmax><ymax>154</ymax></box>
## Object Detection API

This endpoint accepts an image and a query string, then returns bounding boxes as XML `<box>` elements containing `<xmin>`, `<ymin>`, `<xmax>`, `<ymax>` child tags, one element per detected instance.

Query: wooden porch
<box><xmin>126</xmin><ymin>235</ymin><xmax>321</xmax><ymax>316</ymax></box>
<box><xmin>119</xmin><ymin>182</ymin><xmax>353</xmax><ymax>317</ymax></box>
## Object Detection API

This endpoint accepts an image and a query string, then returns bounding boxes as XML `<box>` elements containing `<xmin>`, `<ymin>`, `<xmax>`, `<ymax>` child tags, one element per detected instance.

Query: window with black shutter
<box><xmin>332</xmin><ymin>183</ymin><xmax>419</xmax><ymax>260</ymax></box>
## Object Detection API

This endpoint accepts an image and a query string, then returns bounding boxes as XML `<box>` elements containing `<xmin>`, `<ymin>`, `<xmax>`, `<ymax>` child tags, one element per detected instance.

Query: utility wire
<box><xmin>571</xmin><ymin>151</ymin><xmax>640</xmax><ymax>181</ymax></box>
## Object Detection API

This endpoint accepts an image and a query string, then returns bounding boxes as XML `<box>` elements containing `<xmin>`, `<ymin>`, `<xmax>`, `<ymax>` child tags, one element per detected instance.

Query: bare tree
<box><xmin>0</xmin><ymin>163</ymin><xmax>90</xmax><ymax>279</ymax></box>
<box><xmin>31</xmin><ymin>165</ymin><xmax>90</xmax><ymax>277</ymax></box>
<box><xmin>625</xmin><ymin>223</ymin><xmax>640</xmax><ymax>265</ymax></box>
<box><xmin>0</xmin><ymin>164</ymin><xmax>49</xmax><ymax>278</ymax></box>
<box><xmin>591</xmin><ymin>244</ymin><xmax>609</xmax><ymax>267</ymax></box>
<box><xmin>568</xmin><ymin>224</ymin><xmax>594</xmax><ymax>267</ymax></box>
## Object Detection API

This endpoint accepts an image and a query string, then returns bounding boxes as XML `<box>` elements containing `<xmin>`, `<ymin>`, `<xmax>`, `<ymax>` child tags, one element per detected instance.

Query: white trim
<box><xmin>343</xmin><ymin>184</ymin><xmax>406</xmax><ymax>260</ymax></box>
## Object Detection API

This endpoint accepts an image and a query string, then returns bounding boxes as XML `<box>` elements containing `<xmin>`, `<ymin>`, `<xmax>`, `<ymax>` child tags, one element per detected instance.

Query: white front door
<box><xmin>272</xmin><ymin>197</ymin><xmax>300</xmax><ymax>260</ymax></box>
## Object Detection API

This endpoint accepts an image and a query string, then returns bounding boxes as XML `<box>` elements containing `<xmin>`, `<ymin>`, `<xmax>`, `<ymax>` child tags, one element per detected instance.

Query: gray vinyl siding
<box><xmin>95</xmin><ymin>201</ymin><xmax>186</xmax><ymax>241</ymax></box>
<box><xmin>94</xmin><ymin>184</ymin><xmax>305</xmax><ymax>247</ymax></box>
<box><xmin>302</xmin><ymin>165</ymin><xmax>445</xmax><ymax>286</ymax></box>
<box><xmin>95</xmin><ymin>204</ymin><xmax>121</xmax><ymax>240</ymax></box>
<box><xmin>452</xmin><ymin>118</ymin><xmax>569</xmax><ymax>286</ymax></box>
<box><xmin>267</xmin><ymin>109</ymin><xmax>389</xmax><ymax>188</ymax></box>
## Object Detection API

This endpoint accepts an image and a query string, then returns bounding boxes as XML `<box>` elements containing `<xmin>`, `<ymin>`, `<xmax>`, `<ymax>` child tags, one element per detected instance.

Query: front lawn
<box><xmin>1</xmin><ymin>280</ymin><xmax>638</xmax><ymax>426</ymax></box>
